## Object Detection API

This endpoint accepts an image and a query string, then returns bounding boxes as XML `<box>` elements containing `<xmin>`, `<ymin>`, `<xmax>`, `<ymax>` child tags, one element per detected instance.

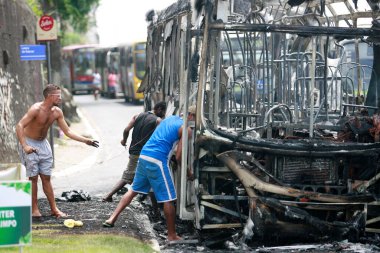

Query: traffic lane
<box><xmin>74</xmin><ymin>95</ymin><xmax>144</xmax><ymax>167</ymax></box>
<box><xmin>54</xmin><ymin>94</ymin><xmax>143</xmax><ymax>197</ymax></box>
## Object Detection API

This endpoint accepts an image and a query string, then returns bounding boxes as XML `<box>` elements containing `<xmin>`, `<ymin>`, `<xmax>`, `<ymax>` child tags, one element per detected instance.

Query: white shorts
<box><xmin>19</xmin><ymin>138</ymin><xmax>53</xmax><ymax>177</ymax></box>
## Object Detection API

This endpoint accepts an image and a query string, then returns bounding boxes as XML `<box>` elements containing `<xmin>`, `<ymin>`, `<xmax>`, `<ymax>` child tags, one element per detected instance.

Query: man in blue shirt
<box><xmin>103</xmin><ymin>105</ymin><xmax>196</xmax><ymax>242</ymax></box>
<box><xmin>102</xmin><ymin>101</ymin><xmax>166</xmax><ymax>202</ymax></box>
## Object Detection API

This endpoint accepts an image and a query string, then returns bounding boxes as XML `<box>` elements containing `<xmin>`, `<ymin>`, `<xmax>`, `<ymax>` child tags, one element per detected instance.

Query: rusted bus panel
<box><xmin>141</xmin><ymin>0</ymin><xmax>194</xmax><ymax>110</ymax></box>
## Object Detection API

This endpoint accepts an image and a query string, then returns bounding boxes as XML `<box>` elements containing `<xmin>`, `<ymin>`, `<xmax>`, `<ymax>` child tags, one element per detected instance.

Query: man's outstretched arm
<box><xmin>56</xmin><ymin>109</ymin><xmax>99</xmax><ymax>147</ymax></box>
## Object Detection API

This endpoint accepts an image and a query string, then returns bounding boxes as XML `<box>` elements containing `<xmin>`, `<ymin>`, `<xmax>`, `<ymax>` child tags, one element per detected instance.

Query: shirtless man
<box><xmin>16</xmin><ymin>84</ymin><xmax>99</xmax><ymax>218</ymax></box>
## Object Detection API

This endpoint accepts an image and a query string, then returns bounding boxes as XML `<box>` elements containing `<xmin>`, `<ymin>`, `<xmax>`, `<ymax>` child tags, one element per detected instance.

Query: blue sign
<box><xmin>20</xmin><ymin>45</ymin><xmax>46</xmax><ymax>61</ymax></box>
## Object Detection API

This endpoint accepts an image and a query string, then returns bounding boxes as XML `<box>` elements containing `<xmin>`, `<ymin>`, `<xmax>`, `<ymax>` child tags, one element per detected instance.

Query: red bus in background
<box><xmin>62</xmin><ymin>44</ymin><xmax>98</xmax><ymax>94</ymax></box>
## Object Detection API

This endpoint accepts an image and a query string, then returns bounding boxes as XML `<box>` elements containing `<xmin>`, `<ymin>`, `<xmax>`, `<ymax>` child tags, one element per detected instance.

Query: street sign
<box><xmin>36</xmin><ymin>15</ymin><xmax>57</xmax><ymax>41</ymax></box>
<box><xmin>20</xmin><ymin>45</ymin><xmax>46</xmax><ymax>61</ymax></box>
<box><xmin>0</xmin><ymin>181</ymin><xmax>31</xmax><ymax>247</ymax></box>
<box><xmin>39</xmin><ymin>15</ymin><xmax>54</xmax><ymax>31</ymax></box>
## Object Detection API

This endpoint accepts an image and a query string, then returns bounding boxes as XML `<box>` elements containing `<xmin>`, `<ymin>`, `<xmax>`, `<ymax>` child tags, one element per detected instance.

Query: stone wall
<box><xmin>0</xmin><ymin>0</ymin><xmax>44</xmax><ymax>163</ymax></box>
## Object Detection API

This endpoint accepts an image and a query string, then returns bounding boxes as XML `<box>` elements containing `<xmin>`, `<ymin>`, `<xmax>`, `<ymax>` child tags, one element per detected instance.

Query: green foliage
<box><xmin>25</xmin><ymin>0</ymin><xmax>100</xmax><ymax>49</ymax></box>
<box><xmin>19</xmin><ymin>232</ymin><xmax>32</xmax><ymax>245</ymax></box>
<box><xmin>26</xmin><ymin>0</ymin><xmax>99</xmax><ymax>33</ymax></box>
<box><xmin>26</xmin><ymin>0</ymin><xmax>43</xmax><ymax>16</ymax></box>
<box><xmin>60</xmin><ymin>32</ymin><xmax>87</xmax><ymax>46</ymax></box>
<box><xmin>1</xmin><ymin>182</ymin><xmax>31</xmax><ymax>195</ymax></box>
<box><xmin>56</xmin><ymin>0</ymin><xmax>100</xmax><ymax>33</ymax></box>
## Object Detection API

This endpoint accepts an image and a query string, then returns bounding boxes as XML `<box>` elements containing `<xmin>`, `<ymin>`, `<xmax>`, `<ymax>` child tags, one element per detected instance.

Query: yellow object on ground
<box><xmin>64</xmin><ymin>219</ymin><xmax>84</xmax><ymax>228</ymax></box>
<box><xmin>74</xmin><ymin>220</ymin><xmax>83</xmax><ymax>227</ymax></box>
<box><xmin>64</xmin><ymin>219</ymin><xmax>75</xmax><ymax>228</ymax></box>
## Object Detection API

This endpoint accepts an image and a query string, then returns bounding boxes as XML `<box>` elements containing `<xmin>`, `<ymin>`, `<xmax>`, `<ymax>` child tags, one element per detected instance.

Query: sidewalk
<box><xmin>48</xmin><ymin>110</ymin><xmax>161</xmax><ymax>252</ymax></box>
<box><xmin>53</xmin><ymin>109</ymin><xmax>99</xmax><ymax>177</ymax></box>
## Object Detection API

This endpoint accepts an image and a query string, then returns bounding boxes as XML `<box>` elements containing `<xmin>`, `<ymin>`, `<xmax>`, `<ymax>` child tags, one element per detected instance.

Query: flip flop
<box><xmin>102</xmin><ymin>197</ymin><xmax>113</xmax><ymax>202</ymax></box>
<box><xmin>102</xmin><ymin>221</ymin><xmax>114</xmax><ymax>228</ymax></box>
<box><xmin>51</xmin><ymin>212</ymin><xmax>70</xmax><ymax>218</ymax></box>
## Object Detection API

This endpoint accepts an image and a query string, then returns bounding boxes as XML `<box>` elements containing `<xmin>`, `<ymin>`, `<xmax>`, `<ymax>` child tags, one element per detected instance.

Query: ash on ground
<box><xmin>33</xmin><ymin>192</ymin><xmax>380</xmax><ymax>253</ymax></box>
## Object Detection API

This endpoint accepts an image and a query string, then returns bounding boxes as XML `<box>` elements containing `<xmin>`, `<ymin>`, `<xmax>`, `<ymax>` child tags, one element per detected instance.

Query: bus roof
<box><xmin>62</xmin><ymin>44</ymin><xmax>100</xmax><ymax>52</ymax></box>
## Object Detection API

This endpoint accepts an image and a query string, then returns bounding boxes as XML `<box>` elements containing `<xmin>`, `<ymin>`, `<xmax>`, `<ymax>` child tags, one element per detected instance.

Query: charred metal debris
<box><xmin>142</xmin><ymin>0</ymin><xmax>380</xmax><ymax>245</ymax></box>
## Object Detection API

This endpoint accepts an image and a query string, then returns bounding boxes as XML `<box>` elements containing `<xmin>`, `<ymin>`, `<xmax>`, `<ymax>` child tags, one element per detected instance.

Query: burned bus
<box><xmin>140</xmin><ymin>0</ymin><xmax>380</xmax><ymax>244</ymax></box>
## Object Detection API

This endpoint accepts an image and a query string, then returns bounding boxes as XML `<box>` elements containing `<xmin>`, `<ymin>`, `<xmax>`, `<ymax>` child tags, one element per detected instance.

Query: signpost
<box><xmin>36</xmin><ymin>15</ymin><xmax>57</xmax><ymax>41</ymax></box>
<box><xmin>0</xmin><ymin>181</ymin><xmax>31</xmax><ymax>251</ymax></box>
<box><xmin>20</xmin><ymin>45</ymin><xmax>46</xmax><ymax>61</ymax></box>
<box><xmin>36</xmin><ymin>14</ymin><xmax>58</xmax><ymax>166</ymax></box>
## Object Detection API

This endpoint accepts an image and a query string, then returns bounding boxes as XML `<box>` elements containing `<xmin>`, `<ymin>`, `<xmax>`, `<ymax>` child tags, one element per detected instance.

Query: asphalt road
<box><xmin>52</xmin><ymin>94</ymin><xmax>144</xmax><ymax>199</ymax></box>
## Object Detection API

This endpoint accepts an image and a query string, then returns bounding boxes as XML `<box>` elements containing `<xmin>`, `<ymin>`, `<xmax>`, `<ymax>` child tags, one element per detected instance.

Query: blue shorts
<box><xmin>19</xmin><ymin>138</ymin><xmax>53</xmax><ymax>177</ymax></box>
<box><xmin>132</xmin><ymin>155</ymin><xmax>176</xmax><ymax>203</ymax></box>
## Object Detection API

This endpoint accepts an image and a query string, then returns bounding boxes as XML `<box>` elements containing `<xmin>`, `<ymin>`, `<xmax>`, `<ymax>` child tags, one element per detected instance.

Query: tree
<box><xmin>54</xmin><ymin>0</ymin><xmax>100</xmax><ymax>33</ymax></box>
<box><xmin>26</xmin><ymin>0</ymin><xmax>100</xmax><ymax>92</ymax></box>
<box><xmin>27</xmin><ymin>0</ymin><xmax>100</xmax><ymax>39</ymax></box>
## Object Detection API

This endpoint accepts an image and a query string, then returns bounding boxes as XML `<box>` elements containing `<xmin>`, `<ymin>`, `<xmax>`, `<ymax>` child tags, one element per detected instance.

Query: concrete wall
<box><xmin>0</xmin><ymin>0</ymin><xmax>44</xmax><ymax>163</ymax></box>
